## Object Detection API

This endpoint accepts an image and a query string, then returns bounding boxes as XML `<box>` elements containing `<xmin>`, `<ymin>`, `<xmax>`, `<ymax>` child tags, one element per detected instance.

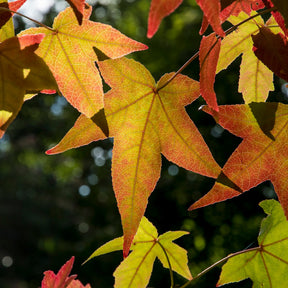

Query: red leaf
<box><xmin>196</xmin><ymin>0</ymin><xmax>225</xmax><ymax>37</ymax></box>
<box><xmin>189</xmin><ymin>103</ymin><xmax>288</xmax><ymax>219</ymax></box>
<box><xmin>199</xmin><ymin>33</ymin><xmax>221</xmax><ymax>111</ymax></box>
<box><xmin>220</xmin><ymin>0</ymin><xmax>265</xmax><ymax>21</ymax></box>
<box><xmin>252</xmin><ymin>27</ymin><xmax>288</xmax><ymax>82</ymax></box>
<box><xmin>65</xmin><ymin>0</ymin><xmax>86</xmax><ymax>25</ymax></box>
<box><xmin>42</xmin><ymin>257</ymin><xmax>77</xmax><ymax>288</ymax></box>
<box><xmin>147</xmin><ymin>0</ymin><xmax>183</xmax><ymax>38</ymax></box>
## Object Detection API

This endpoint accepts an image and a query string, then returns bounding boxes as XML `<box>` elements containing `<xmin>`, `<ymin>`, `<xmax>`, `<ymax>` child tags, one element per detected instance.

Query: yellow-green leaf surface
<box><xmin>100</xmin><ymin>58</ymin><xmax>221</xmax><ymax>256</ymax></box>
<box><xmin>86</xmin><ymin>216</ymin><xmax>191</xmax><ymax>288</ymax></box>
<box><xmin>19</xmin><ymin>5</ymin><xmax>147</xmax><ymax>118</ymax></box>
<box><xmin>218</xmin><ymin>199</ymin><xmax>288</xmax><ymax>287</ymax></box>
<box><xmin>0</xmin><ymin>34</ymin><xmax>56</xmax><ymax>138</ymax></box>
<box><xmin>47</xmin><ymin>57</ymin><xmax>221</xmax><ymax>257</ymax></box>
<box><xmin>217</xmin><ymin>12</ymin><xmax>274</xmax><ymax>103</ymax></box>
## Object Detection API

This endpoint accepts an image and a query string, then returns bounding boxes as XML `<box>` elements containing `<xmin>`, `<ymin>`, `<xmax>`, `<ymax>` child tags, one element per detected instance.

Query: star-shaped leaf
<box><xmin>217</xmin><ymin>12</ymin><xmax>275</xmax><ymax>103</ymax></box>
<box><xmin>147</xmin><ymin>0</ymin><xmax>183</xmax><ymax>38</ymax></box>
<box><xmin>85</xmin><ymin>216</ymin><xmax>192</xmax><ymax>288</ymax></box>
<box><xmin>47</xmin><ymin>57</ymin><xmax>221</xmax><ymax>256</ymax></box>
<box><xmin>19</xmin><ymin>5</ymin><xmax>147</xmax><ymax>118</ymax></box>
<box><xmin>218</xmin><ymin>199</ymin><xmax>288</xmax><ymax>288</ymax></box>
<box><xmin>189</xmin><ymin>102</ymin><xmax>288</xmax><ymax>219</ymax></box>
<box><xmin>0</xmin><ymin>34</ymin><xmax>57</xmax><ymax>138</ymax></box>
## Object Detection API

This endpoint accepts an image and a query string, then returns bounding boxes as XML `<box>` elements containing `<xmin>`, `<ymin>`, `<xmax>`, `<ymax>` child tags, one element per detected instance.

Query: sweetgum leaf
<box><xmin>19</xmin><ymin>5</ymin><xmax>147</xmax><ymax>118</ymax></box>
<box><xmin>252</xmin><ymin>26</ymin><xmax>288</xmax><ymax>82</ymax></box>
<box><xmin>199</xmin><ymin>33</ymin><xmax>221</xmax><ymax>111</ymax></box>
<box><xmin>86</xmin><ymin>216</ymin><xmax>191</xmax><ymax>288</ymax></box>
<box><xmin>217</xmin><ymin>12</ymin><xmax>274</xmax><ymax>103</ymax></box>
<box><xmin>65</xmin><ymin>0</ymin><xmax>86</xmax><ymax>25</ymax></box>
<box><xmin>147</xmin><ymin>0</ymin><xmax>183</xmax><ymax>38</ymax></box>
<box><xmin>48</xmin><ymin>57</ymin><xmax>221</xmax><ymax>257</ymax></box>
<box><xmin>190</xmin><ymin>103</ymin><xmax>288</xmax><ymax>220</ymax></box>
<box><xmin>218</xmin><ymin>199</ymin><xmax>288</xmax><ymax>287</ymax></box>
<box><xmin>196</xmin><ymin>0</ymin><xmax>225</xmax><ymax>37</ymax></box>
<box><xmin>0</xmin><ymin>34</ymin><xmax>57</xmax><ymax>138</ymax></box>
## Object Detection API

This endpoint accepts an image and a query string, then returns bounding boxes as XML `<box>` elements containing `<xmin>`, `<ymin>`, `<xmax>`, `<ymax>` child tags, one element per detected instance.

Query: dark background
<box><xmin>0</xmin><ymin>0</ymin><xmax>284</xmax><ymax>287</ymax></box>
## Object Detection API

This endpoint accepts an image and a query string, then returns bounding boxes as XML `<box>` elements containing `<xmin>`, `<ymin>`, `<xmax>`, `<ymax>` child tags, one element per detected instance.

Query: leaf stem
<box><xmin>156</xmin><ymin>6</ymin><xmax>277</xmax><ymax>92</ymax></box>
<box><xmin>0</xmin><ymin>7</ymin><xmax>54</xmax><ymax>32</ymax></box>
<box><xmin>178</xmin><ymin>246</ymin><xmax>260</xmax><ymax>288</ymax></box>
<box><xmin>157</xmin><ymin>239</ymin><xmax>174</xmax><ymax>288</ymax></box>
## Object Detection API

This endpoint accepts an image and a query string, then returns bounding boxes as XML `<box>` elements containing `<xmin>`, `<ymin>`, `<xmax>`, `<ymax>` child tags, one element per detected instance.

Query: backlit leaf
<box><xmin>0</xmin><ymin>34</ymin><xmax>56</xmax><ymax>138</ymax></box>
<box><xmin>218</xmin><ymin>199</ymin><xmax>288</xmax><ymax>287</ymax></box>
<box><xmin>252</xmin><ymin>26</ymin><xmax>288</xmax><ymax>82</ymax></box>
<box><xmin>189</xmin><ymin>102</ymin><xmax>288</xmax><ymax>220</ymax></box>
<box><xmin>196</xmin><ymin>0</ymin><xmax>225</xmax><ymax>37</ymax></box>
<box><xmin>86</xmin><ymin>216</ymin><xmax>191</xmax><ymax>288</ymax></box>
<box><xmin>217</xmin><ymin>12</ymin><xmax>274</xmax><ymax>103</ymax></box>
<box><xmin>19</xmin><ymin>6</ymin><xmax>147</xmax><ymax>118</ymax></box>
<box><xmin>48</xmin><ymin>57</ymin><xmax>221</xmax><ymax>257</ymax></box>
<box><xmin>147</xmin><ymin>0</ymin><xmax>183</xmax><ymax>38</ymax></box>
<box><xmin>199</xmin><ymin>33</ymin><xmax>221</xmax><ymax>111</ymax></box>
<box><xmin>220</xmin><ymin>0</ymin><xmax>265</xmax><ymax>21</ymax></box>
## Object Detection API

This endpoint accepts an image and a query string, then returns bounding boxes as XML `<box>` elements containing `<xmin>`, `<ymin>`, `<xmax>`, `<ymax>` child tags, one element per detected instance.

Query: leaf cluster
<box><xmin>2</xmin><ymin>0</ymin><xmax>288</xmax><ymax>287</ymax></box>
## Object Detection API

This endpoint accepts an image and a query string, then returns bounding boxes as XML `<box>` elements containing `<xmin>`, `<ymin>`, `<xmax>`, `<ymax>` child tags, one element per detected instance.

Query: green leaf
<box><xmin>218</xmin><ymin>199</ymin><xmax>288</xmax><ymax>288</ymax></box>
<box><xmin>86</xmin><ymin>216</ymin><xmax>192</xmax><ymax>288</ymax></box>
<box><xmin>83</xmin><ymin>237</ymin><xmax>124</xmax><ymax>264</ymax></box>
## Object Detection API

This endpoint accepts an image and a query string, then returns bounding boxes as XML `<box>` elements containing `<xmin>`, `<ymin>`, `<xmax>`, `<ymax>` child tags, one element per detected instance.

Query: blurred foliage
<box><xmin>0</xmin><ymin>0</ymin><xmax>284</xmax><ymax>287</ymax></box>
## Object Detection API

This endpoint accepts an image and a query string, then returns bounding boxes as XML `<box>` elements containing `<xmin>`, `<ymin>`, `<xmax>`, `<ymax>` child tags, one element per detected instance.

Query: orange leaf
<box><xmin>9</xmin><ymin>0</ymin><xmax>27</xmax><ymax>11</ymax></box>
<box><xmin>0</xmin><ymin>34</ymin><xmax>56</xmax><ymax>138</ymax></box>
<box><xmin>65</xmin><ymin>0</ymin><xmax>86</xmax><ymax>25</ymax></box>
<box><xmin>19</xmin><ymin>5</ymin><xmax>147</xmax><ymax>118</ymax></box>
<box><xmin>196</xmin><ymin>0</ymin><xmax>225</xmax><ymax>37</ymax></box>
<box><xmin>189</xmin><ymin>103</ymin><xmax>288</xmax><ymax>219</ymax></box>
<box><xmin>48</xmin><ymin>58</ymin><xmax>221</xmax><ymax>257</ymax></box>
<box><xmin>199</xmin><ymin>33</ymin><xmax>221</xmax><ymax>111</ymax></box>
<box><xmin>147</xmin><ymin>0</ymin><xmax>183</xmax><ymax>38</ymax></box>
<box><xmin>252</xmin><ymin>26</ymin><xmax>288</xmax><ymax>82</ymax></box>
